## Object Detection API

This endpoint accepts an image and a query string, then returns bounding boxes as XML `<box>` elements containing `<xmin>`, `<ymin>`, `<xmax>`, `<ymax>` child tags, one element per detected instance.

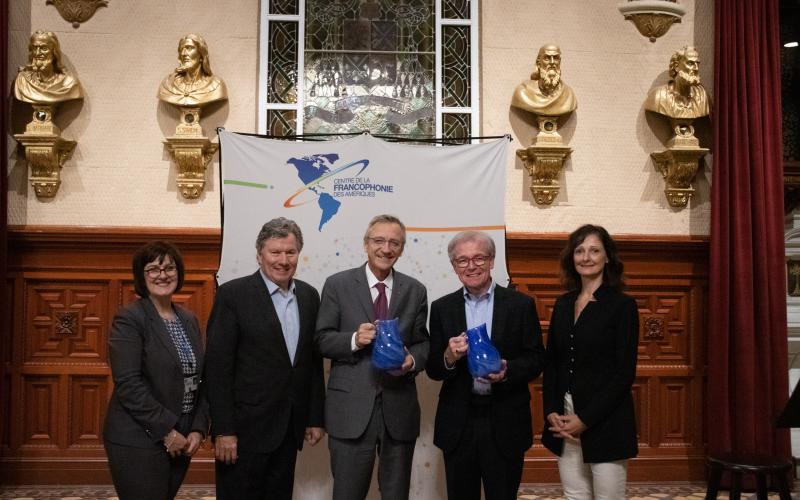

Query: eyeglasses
<box><xmin>452</xmin><ymin>255</ymin><xmax>490</xmax><ymax>268</ymax></box>
<box><xmin>144</xmin><ymin>265</ymin><xmax>177</xmax><ymax>278</ymax></box>
<box><xmin>368</xmin><ymin>237</ymin><xmax>403</xmax><ymax>250</ymax></box>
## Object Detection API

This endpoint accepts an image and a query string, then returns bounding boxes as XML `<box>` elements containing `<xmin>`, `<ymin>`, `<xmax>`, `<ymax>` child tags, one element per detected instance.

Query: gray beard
<box><xmin>31</xmin><ymin>59</ymin><xmax>50</xmax><ymax>73</ymax></box>
<box><xmin>176</xmin><ymin>60</ymin><xmax>202</xmax><ymax>75</ymax></box>
<box><xmin>28</xmin><ymin>59</ymin><xmax>54</xmax><ymax>82</ymax></box>
<box><xmin>539</xmin><ymin>70</ymin><xmax>561</xmax><ymax>95</ymax></box>
<box><xmin>677</xmin><ymin>70</ymin><xmax>700</xmax><ymax>87</ymax></box>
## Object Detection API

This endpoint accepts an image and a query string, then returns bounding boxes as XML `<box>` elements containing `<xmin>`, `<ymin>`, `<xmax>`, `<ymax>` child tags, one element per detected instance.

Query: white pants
<box><xmin>557</xmin><ymin>393</ymin><xmax>627</xmax><ymax>500</ymax></box>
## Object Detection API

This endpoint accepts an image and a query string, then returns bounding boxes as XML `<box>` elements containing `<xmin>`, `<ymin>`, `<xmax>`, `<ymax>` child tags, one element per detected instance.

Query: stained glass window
<box><xmin>267</xmin><ymin>22</ymin><xmax>299</xmax><ymax>104</ymax></box>
<box><xmin>259</xmin><ymin>0</ymin><xmax>479</xmax><ymax>141</ymax></box>
<box><xmin>270</xmin><ymin>0</ymin><xmax>298</xmax><ymax>15</ymax></box>
<box><xmin>266</xmin><ymin>109</ymin><xmax>297</xmax><ymax>136</ymax></box>
<box><xmin>442</xmin><ymin>25</ymin><xmax>470</xmax><ymax>108</ymax></box>
<box><xmin>443</xmin><ymin>0</ymin><xmax>469</xmax><ymax>20</ymax></box>
<box><xmin>443</xmin><ymin>113</ymin><xmax>471</xmax><ymax>143</ymax></box>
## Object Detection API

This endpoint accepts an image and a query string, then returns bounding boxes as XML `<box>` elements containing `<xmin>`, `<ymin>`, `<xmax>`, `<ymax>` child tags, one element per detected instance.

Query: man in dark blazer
<box><xmin>316</xmin><ymin>214</ymin><xmax>429</xmax><ymax>500</ymax></box>
<box><xmin>205</xmin><ymin>218</ymin><xmax>325</xmax><ymax>500</ymax></box>
<box><xmin>426</xmin><ymin>230</ymin><xmax>545</xmax><ymax>500</ymax></box>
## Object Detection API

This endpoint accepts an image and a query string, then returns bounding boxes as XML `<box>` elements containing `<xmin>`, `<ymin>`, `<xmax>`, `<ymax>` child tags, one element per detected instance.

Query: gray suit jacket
<box><xmin>316</xmin><ymin>264</ymin><xmax>429</xmax><ymax>441</ymax></box>
<box><xmin>104</xmin><ymin>298</ymin><xmax>209</xmax><ymax>448</ymax></box>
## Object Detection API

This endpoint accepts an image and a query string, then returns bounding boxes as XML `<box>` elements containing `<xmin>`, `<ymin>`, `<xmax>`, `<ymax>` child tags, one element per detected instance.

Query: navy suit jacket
<box><xmin>205</xmin><ymin>271</ymin><xmax>324</xmax><ymax>453</ymax></box>
<box><xmin>426</xmin><ymin>284</ymin><xmax>545</xmax><ymax>457</ymax></box>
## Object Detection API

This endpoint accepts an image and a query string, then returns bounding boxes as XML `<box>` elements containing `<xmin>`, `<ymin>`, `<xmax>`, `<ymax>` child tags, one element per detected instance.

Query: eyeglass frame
<box><xmin>144</xmin><ymin>264</ymin><xmax>178</xmax><ymax>278</ymax></box>
<box><xmin>451</xmin><ymin>254</ymin><xmax>492</xmax><ymax>268</ymax></box>
<box><xmin>367</xmin><ymin>237</ymin><xmax>404</xmax><ymax>250</ymax></box>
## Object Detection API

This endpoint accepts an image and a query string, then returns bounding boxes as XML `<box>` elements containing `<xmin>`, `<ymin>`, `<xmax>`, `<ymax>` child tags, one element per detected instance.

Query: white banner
<box><xmin>218</xmin><ymin>130</ymin><xmax>508</xmax><ymax>303</ymax></box>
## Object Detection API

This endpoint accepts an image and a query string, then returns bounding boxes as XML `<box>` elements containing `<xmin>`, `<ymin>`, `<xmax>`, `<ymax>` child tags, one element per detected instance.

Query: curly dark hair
<box><xmin>132</xmin><ymin>241</ymin><xmax>185</xmax><ymax>298</ymax></box>
<box><xmin>559</xmin><ymin>224</ymin><xmax>624</xmax><ymax>291</ymax></box>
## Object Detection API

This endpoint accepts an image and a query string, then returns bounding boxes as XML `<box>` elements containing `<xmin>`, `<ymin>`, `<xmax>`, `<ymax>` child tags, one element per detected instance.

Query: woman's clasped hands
<box><xmin>546</xmin><ymin>412</ymin><xmax>587</xmax><ymax>442</ymax></box>
<box><xmin>164</xmin><ymin>429</ymin><xmax>204</xmax><ymax>458</ymax></box>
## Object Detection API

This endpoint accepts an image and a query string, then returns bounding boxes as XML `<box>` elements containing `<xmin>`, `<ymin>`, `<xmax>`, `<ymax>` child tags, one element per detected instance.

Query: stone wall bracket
<box><xmin>516</xmin><ymin>144</ymin><xmax>572</xmax><ymax>205</ymax></box>
<box><xmin>650</xmin><ymin>120</ymin><xmax>708</xmax><ymax>208</ymax></box>
<box><xmin>163</xmin><ymin>107</ymin><xmax>219</xmax><ymax>199</ymax></box>
<box><xmin>14</xmin><ymin>105</ymin><xmax>76</xmax><ymax>199</ymax></box>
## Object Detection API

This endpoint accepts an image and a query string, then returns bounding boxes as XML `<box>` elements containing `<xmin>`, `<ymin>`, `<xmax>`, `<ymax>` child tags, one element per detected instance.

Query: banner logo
<box><xmin>284</xmin><ymin>153</ymin><xmax>394</xmax><ymax>231</ymax></box>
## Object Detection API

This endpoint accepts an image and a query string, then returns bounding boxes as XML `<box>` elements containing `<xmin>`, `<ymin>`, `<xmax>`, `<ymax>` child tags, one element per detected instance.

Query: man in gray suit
<box><xmin>316</xmin><ymin>214</ymin><xmax>429</xmax><ymax>500</ymax></box>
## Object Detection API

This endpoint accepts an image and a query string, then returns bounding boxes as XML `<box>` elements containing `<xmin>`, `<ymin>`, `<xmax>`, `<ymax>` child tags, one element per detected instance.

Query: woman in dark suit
<box><xmin>542</xmin><ymin>225</ymin><xmax>639</xmax><ymax>500</ymax></box>
<box><xmin>103</xmin><ymin>241</ymin><xmax>209</xmax><ymax>500</ymax></box>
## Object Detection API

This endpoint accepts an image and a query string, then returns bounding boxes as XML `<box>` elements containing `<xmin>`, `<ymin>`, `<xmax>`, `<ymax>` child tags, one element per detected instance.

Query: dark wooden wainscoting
<box><xmin>2</xmin><ymin>226</ymin><xmax>221</xmax><ymax>484</ymax></box>
<box><xmin>1</xmin><ymin>226</ymin><xmax>709</xmax><ymax>484</ymax></box>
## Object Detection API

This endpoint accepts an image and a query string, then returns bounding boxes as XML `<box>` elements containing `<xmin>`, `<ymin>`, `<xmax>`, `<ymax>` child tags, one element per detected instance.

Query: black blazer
<box><xmin>104</xmin><ymin>298</ymin><xmax>209</xmax><ymax>448</ymax></box>
<box><xmin>541</xmin><ymin>285</ymin><xmax>639</xmax><ymax>463</ymax></box>
<box><xmin>426</xmin><ymin>284</ymin><xmax>545</xmax><ymax>458</ymax></box>
<box><xmin>205</xmin><ymin>271</ymin><xmax>324</xmax><ymax>453</ymax></box>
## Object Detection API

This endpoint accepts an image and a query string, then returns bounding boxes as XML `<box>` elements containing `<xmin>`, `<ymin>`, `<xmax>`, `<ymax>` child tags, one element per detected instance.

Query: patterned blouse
<box><xmin>163</xmin><ymin>318</ymin><xmax>197</xmax><ymax>414</ymax></box>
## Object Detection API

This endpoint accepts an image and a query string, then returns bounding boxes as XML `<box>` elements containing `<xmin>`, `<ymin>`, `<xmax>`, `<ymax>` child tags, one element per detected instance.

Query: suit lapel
<box><xmin>388</xmin><ymin>271</ymin><xmax>404</xmax><ymax>319</ymax></box>
<box><xmin>452</xmin><ymin>290</ymin><xmax>468</xmax><ymax>334</ymax></box>
<box><xmin>355</xmin><ymin>265</ymin><xmax>376</xmax><ymax>322</ymax></box>
<box><xmin>140</xmin><ymin>298</ymin><xmax>183</xmax><ymax>370</ymax></box>
<box><xmin>490</xmin><ymin>285</ymin><xmax>508</xmax><ymax>346</ymax></box>
<box><xmin>295</xmin><ymin>282</ymin><xmax>312</xmax><ymax>368</ymax></box>
<box><xmin>250</xmin><ymin>271</ymin><xmax>293</xmax><ymax>366</ymax></box>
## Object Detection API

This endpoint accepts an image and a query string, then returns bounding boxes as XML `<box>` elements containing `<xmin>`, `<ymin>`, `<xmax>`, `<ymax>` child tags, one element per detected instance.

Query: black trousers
<box><xmin>443</xmin><ymin>403</ymin><xmax>524</xmax><ymax>500</ymax></box>
<box><xmin>215</xmin><ymin>426</ymin><xmax>298</xmax><ymax>500</ymax></box>
<box><xmin>105</xmin><ymin>414</ymin><xmax>193</xmax><ymax>500</ymax></box>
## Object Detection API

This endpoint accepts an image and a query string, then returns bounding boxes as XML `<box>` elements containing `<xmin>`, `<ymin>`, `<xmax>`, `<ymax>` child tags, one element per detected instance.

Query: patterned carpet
<box><xmin>0</xmin><ymin>483</ymin><xmax>795</xmax><ymax>499</ymax></box>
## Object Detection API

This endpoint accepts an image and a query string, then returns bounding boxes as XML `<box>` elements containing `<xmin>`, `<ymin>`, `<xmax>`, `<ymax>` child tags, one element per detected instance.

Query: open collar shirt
<box><xmin>260</xmin><ymin>270</ymin><xmax>300</xmax><ymax>364</ymax></box>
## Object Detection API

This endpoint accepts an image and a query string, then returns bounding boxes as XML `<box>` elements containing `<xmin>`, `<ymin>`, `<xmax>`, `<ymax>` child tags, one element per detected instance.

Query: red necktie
<box><xmin>374</xmin><ymin>282</ymin><xmax>388</xmax><ymax>321</ymax></box>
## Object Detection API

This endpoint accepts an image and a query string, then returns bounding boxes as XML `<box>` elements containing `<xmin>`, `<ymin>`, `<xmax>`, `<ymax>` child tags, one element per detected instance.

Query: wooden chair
<box><xmin>705</xmin><ymin>453</ymin><xmax>793</xmax><ymax>500</ymax></box>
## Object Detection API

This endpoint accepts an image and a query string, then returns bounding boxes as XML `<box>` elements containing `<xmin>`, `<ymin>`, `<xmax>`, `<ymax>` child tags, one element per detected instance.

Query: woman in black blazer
<box><xmin>103</xmin><ymin>241</ymin><xmax>209</xmax><ymax>500</ymax></box>
<box><xmin>542</xmin><ymin>225</ymin><xmax>639</xmax><ymax>500</ymax></box>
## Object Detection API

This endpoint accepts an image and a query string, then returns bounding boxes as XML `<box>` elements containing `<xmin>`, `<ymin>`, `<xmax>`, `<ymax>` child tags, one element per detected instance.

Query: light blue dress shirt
<box><xmin>261</xmin><ymin>270</ymin><xmax>300</xmax><ymax>365</ymax></box>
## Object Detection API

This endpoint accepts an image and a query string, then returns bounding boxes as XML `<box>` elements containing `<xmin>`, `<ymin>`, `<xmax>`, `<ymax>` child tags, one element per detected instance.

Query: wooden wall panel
<box><xmin>1</xmin><ymin>226</ymin><xmax>709</xmax><ymax>484</ymax></box>
<box><xmin>68</xmin><ymin>376</ymin><xmax>108</xmax><ymax>448</ymax></box>
<box><xmin>658</xmin><ymin>377</ymin><xmax>693</xmax><ymax>446</ymax></box>
<box><xmin>2</xmin><ymin>226</ymin><xmax>220</xmax><ymax>484</ymax></box>
<box><xmin>25</xmin><ymin>282</ymin><xmax>109</xmax><ymax>362</ymax></box>
<box><xmin>21</xmin><ymin>375</ymin><xmax>59</xmax><ymax>448</ymax></box>
<box><xmin>632</xmin><ymin>378</ymin><xmax>650</xmax><ymax>449</ymax></box>
<box><xmin>2</xmin><ymin>278</ymin><xmax>14</xmax><ymax>450</ymax></box>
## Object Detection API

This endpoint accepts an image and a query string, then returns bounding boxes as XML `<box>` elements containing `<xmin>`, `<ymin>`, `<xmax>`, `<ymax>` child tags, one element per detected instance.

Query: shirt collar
<box><xmin>259</xmin><ymin>269</ymin><xmax>296</xmax><ymax>296</ymax></box>
<box><xmin>365</xmin><ymin>264</ymin><xmax>394</xmax><ymax>290</ymax></box>
<box><xmin>463</xmin><ymin>279</ymin><xmax>495</xmax><ymax>301</ymax></box>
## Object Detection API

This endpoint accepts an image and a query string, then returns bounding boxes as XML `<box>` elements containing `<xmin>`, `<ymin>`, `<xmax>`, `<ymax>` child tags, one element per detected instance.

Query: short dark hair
<box><xmin>255</xmin><ymin>217</ymin><xmax>304</xmax><ymax>252</ymax></box>
<box><xmin>559</xmin><ymin>224</ymin><xmax>624</xmax><ymax>291</ymax></box>
<box><xmin>132</xmin><ymin>241</ymin><xmax>185</xmax><ymax>298</ymax></box>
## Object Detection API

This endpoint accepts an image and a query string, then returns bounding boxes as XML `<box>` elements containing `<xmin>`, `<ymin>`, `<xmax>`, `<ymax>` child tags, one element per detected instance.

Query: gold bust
<box><xmin>14</xmin><ymin>31</ymin><xmax>83</xmax><ymax>105</ymax></box>
<box><xmin>511</xmin><ymin>44</ymin><xmax>577</xmax><ymax>117</ymax></box>
<box><xmin>644</xmin><ymin>46</ymin><xmax>710</xmax><ymax>119</ymax></box>
<box><xmin>158</xmin><ymin>34</ymin><xmax>227</xmax><ymax>107</ymax></box>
